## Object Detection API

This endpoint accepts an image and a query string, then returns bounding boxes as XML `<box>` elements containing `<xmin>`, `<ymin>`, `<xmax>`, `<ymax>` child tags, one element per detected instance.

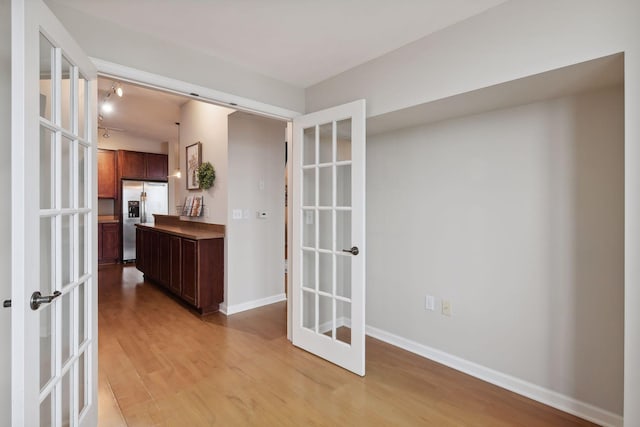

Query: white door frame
<box><xmin>90</xmin><ymin>59</ymin><xmax>301</xmax><ymax>341</ymax></box>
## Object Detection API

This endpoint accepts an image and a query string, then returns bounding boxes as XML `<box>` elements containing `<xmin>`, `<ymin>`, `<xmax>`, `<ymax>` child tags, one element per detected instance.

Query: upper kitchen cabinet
<box><xmin>146</xmin><ymin>153</ymin><xmax>169</xmax><ymax>180</ymax></box>
<box><xmin>97</xmin><ymin>149</ymin><xmax>117</xmax><ymax>198</ymax></box>
<box><xmin>119</xmin><ymin>150</ymin><xmax>168</xmax><ymax>181</ymax></box>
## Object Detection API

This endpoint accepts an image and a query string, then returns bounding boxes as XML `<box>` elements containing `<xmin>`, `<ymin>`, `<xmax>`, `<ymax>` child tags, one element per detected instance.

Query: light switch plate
<box><xmin>232</xmin><ymin>209</ymin><xmax>242</xmax><ymax>220</ymax></box>
<box><xmin>442</xmin><ymin>300</ymin><xmax>452</xmax><ymax>316</ymax></box>
<box><xmin>425</xmin><ymin>295</ymin><xmax>435</xmax><ymax>311</ymax></box>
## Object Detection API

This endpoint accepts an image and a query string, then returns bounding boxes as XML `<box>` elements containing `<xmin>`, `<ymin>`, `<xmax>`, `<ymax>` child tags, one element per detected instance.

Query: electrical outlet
<box><xmin>442</xmin><ymin>300</ymin><xmax>452</xmax><ymax>316</ymax></box>
<box><xmin>425</xmin><ymin>295</ymin><xmax>435</xmax><ymax>311</ymax></box>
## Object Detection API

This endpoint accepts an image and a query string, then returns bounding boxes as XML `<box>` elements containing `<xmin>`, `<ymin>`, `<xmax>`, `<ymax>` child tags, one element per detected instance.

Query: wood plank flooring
<box><xmin>98</xmin><ymin>264</ymin><xmax>597</xmax><ymax>426</ymax></box>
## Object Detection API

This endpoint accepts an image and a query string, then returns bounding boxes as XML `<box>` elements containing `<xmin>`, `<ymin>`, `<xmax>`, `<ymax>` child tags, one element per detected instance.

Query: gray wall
<box><xmin>0</xmin><ymin>0</ymin><xmax>10</xmax><ymax>424</ymax></box>
<box><xmin>227</xmin><ymin>112</ymin><xmax>286</xmax><ymax>310</ymax></box>
<box><xmin>367</xmin><ymin>86</ymin><xmax>624</xmax><ymax>414</ymax></box>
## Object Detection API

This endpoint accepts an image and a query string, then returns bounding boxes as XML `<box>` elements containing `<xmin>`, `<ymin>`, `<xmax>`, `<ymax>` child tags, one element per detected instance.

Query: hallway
<box><xmin>98</xmin><ymin>265</ymin><xmax>595</xmax><ymax>426</ymax></box>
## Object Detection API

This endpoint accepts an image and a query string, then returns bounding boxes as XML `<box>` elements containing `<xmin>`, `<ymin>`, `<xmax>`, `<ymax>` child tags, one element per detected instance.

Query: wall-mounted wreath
<box><xmin>196</xmin><ymin>162</ymin><xmax>216</xmax><ymax>190</ymax></box>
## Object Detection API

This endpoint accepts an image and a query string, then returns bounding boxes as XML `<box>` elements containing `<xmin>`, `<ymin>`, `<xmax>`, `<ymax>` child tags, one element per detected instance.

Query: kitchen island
<box><xmin>135</xmin><ymin>215</ymin><xmax>224</xmax><ymax>314</ymax></box>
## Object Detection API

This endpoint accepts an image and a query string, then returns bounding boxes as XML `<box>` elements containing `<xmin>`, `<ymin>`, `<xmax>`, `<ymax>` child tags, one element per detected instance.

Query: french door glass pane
<box><xmin>336</xmin><ymin>119</ymin><xmax>352</xmax><ymax>162</ymax></box>
<box><xmin>39</xmin><ymin>34</ymin><xmax>53</xmax><ymax>121</ymax></box>
<box><xmin>336</xmin><ymin>255</ymin><xmax>352</xmax><ymax>299</ymax></box>
<box><xmin>78</xmin><ymin>144</ymin><xmax>88</xmax><ymax>209</ymax></box>
<box><xmin>78</xmin><ymin>352</ymin><xmax>87</xmax><ymax>416</ymax></box>
<box><xmin>40</xmin><ymin>217</ymin><xmax>54</xmax><ymax>295</ymax></box>
<box><xmin>77</xmin><ymin>282</ymin><xmax>86</xmax><ymax>346</ymax></box>
<box><xmin>62</xmin><ymin>368</ymin><xmax>72</xmax><ymax>427</ymax></box>
<box><xmin>318</xmin><ymin>253</ymin><xmax>332</xmax><ymax>294</ymax></box>
<box><xmin>60</xmin><ymin>56</ymin><xmax>74</xmax><ymax>132</ymax></box>
<box><xmin>40</xmin><ymin>392</ymin><xmax>53</xmax><ymax>427</ymax></box>
<box><xmin>78</xmin><ymin>75</ymin><xmax>87</xmax><ymax>140</ymax></box>
<box><xmin>61</xmin><ymin>136</ymin><xmax>73</xmax><ymax>209</ymax></box>
<box><xmin>319</xmin><ymin>295</ymin><xmax>333</xmax><ymax>335</ymax></box>
<box><xmin>61</xmin><ymin>291</ymin><xmax>72</xmax><ymax>366</ymax></box>
<box><xmin>62</xmin><ymin>215</ymin><xmax>72</xmax><ymax>286</ymax></box>
<box><xmin>336</xmin><ymin>165</ymin><xmax>352</xmax><ymax>207</ymax></box>
<box><xmin>302</xmin><ymin>209</ymin><xmax>315</xmax><ymax>248</ymax></box>
<box><xmin>318</xmin><ymin>166</ymin><xmax>332</xmax><ymax>207</ymax></box>
<box><xmin>303</xmin><ymin>127</ymin><xmax>316</xmax><ymax>166</ymax></box>
<box><xmin>302</xmin><ymin>250</ymin><xmax>315</xmax><ymax>289</ymax></box>
<box><xmin>40</xmin><ymin>127</ymin><xmax>54</xmax><ymax>209</ymax></box>
<box><xmin>302</xmin><ymin>290</ymin><xmax>316</xmax><ymax>330</ymax></box>
<box><xmin>336</xmin><ymin>300</ymin><xmax>352</xmax><ymax>345</ymax></box>
<box><xmin>78</xmin><ymin>214</ymin><xmax>87</xmax><ymax>277</ymax></box>
<box><xmin>303</xmin><ymin>169</ymin><xmax>315</xmax><ymax>206</ymax></box>
<box><xmin>319</xmin><ymin>122</ymin><xmax>333</xmax><ymax>164</ymax></box>
<box><xmin>336</xmin><ymin>210</ymin><xmax>352</xmax><ymax>251</ymax></box>
<box><xmin>40</xmin><ymin>303</ymin><xmax>54</xmax><ymax>389</ymax></box>
<box><xmin>318</xmin><ymin>210</ymin><xmax>332</xmax><ymax>250</ymax></box>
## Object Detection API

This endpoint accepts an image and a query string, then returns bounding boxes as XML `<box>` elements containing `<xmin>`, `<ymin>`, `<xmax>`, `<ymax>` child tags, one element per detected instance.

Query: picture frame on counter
<box><xmin>186</xmin><ymin>142</ymin><xmax>202</xmax><ymax>190</ymax></box>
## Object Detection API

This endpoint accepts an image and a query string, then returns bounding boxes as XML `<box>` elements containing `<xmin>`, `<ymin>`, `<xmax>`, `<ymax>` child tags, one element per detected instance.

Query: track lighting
<box><xmin>115</xmin><ymin>85</ymin><xmax>123</xmax><ymax>97</ymax></box>
<box><xmin>101</xmin><ymin>102</ymin><xmax>113</xmax><ymax>113</ymax></box>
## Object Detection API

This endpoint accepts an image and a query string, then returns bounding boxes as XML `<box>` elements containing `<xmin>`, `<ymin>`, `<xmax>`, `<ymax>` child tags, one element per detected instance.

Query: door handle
<box><xmin>2</xmin><ymin>300</ymin><xmax>10</xmax><ymax>308</ymax></box>
<box><xmin>342</xmin><ymin>246</ymin><xmax>359</xmax><ymax>256</ymax></box>
<box><xmin>30</xmin><ymin>290</ymin><xmax>61</xmax><ymax>311</ymax></box>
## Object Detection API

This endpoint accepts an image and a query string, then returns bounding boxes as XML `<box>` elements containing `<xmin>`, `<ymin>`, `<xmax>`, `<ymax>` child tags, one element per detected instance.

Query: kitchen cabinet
<box><xmin>97</xmin><ymin>149</ymin><xmax>117</xmax><ymax>198</ymax></box>
<box><xmin>135</xmin><ymin>217</ymin><xmax>224</xmax><ymax>314</ymax></box>
<box><xmin>169</xmin><ymin>236</ymin><xmax>182</xmax><ymax>295</ymax></box>
<box><xmin>98</xmin><ymin>222</ymin><xmax>119</xmax><ymax>264</ymax></box>
<box><xmin>181</xmin><ymin>239</ymin><xmax>197</xmax><ymax>305</ymax></box>
<box><xmin>135</xmin><ymin>227</ymin><xmax>145</xmax><ymax>272</ymax></box>
<box><xmin>146</xmin><ymin>153</ymin><xmax>169</xmax><ymax>180</ymax></box>
<box><xmin>158</xmin><ymin>232</ymin><xmax>171</xmax><ymax>287</ymax></box>
<box><xmin>119</xmin><ymin>150</ymin><xmax>168</xmax><ymax>181</ymax></box>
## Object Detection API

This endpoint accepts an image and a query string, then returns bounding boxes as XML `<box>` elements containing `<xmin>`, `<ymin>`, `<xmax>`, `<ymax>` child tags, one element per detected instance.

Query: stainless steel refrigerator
<box><xmin>122</xmin><ymin>180</ymin><xmax>168</xmax><ymax>262</ymax></box>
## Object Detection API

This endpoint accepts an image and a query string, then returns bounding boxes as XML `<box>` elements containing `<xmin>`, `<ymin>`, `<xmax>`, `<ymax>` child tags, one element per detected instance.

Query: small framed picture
<box><xmin>186</xmin><ymin>142</ymin><xmax>202</xmax><ymax>190</ymax></box>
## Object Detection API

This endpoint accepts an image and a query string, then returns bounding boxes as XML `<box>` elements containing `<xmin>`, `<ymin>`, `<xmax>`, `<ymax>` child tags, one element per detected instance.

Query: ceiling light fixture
<box><xmin>115</xmin><ymin>85</ymin><xmax>123</xmax><ymax>97</ymax></box>
<box><xmin>101</xmin><ymin>102</ymin><xmax>113</xmax><ymax>113</ymax></box>
<box><xmin>102</xmin><ymin>128</ymin><xmax>110</xmax><ymax>138</ymax></box>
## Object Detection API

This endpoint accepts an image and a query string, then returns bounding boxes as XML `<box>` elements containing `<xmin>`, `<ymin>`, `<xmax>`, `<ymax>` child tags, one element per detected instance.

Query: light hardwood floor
<box><xmin>98</xmin><ymin>264</ymin><xmax>596</xmax><ymax>426</ymax></box>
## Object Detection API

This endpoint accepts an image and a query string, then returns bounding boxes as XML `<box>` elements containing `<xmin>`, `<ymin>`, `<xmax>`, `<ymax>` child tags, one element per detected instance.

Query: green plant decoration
<box><xmin>196</xmin><ymin>162</ymin><xmax>216</xmax><ymax>190</ymax></box>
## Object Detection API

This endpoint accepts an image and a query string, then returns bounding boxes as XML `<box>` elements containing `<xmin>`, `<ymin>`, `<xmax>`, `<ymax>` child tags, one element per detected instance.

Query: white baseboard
<box><xmin>365</xmin><ymin>325</ymin><xmax>623</xmax><ymax>427</ymax></box>
<box><xmin>222</xmin><ymin>293</ymin><xmax>287</xmax><ymax>316</ymax></box>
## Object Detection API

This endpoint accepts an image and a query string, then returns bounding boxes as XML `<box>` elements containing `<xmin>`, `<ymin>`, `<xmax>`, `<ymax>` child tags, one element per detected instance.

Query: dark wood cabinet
<box><xmin>169</xmin><ymin>236</ymin><xmax>182</xmax><ymax>295</ymax></box>
<box><xmin>97</xmin><ymin>149</ymin><xmax>117</xmax><ymax>198</ymax></box>
<box><xmin>99</xmin><ymin>222</ymin><xmax>120</xmax><ymax>264</ymax></box>
<box><xmin>181</xmin><ymin>239</ymin><xmax>198</xmax><ymax>305</ymax></box>
<box><xmin>144</xmin><ymin>230</ymin><xmax>159</xmax><ymax>280</ymax></box>
<box><xmin>119</xmin><ymin>150</ymin><xmax>168</xmax><ymax>181</ymax></box>
<box><xmin>146</xmin><ymin>153</ymin><xmax>168</xmax><ymax>180</ymax></box>
<box><xmin>135</xmin><ymin>220</ymin><xmax>224</xmax><ymax>314</ymax></box>
<box><xmin>120</xmin><ymin>150</ymin><xmax>146</xmax><ymax>179</ymax></box>
<box><xmin>135</xmin><ymin>227</ymin><xmax>145</xmax><ymax>272</ymax></box>
<box><xmin>158</xmin><ymin>232</ymin><xmax>171</xmax><ymax>286</ymax></box>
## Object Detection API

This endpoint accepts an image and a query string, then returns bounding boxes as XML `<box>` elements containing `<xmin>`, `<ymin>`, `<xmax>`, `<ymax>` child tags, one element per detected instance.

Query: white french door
<box><xmin>11</xmin><ymin>0</ymin><xmax>97</xmax><ymax>426</ymax></box>
<box><xmin>292</xmin><ymin>100</ymin><xmax>366</xmax><ymax>376</ymax></box>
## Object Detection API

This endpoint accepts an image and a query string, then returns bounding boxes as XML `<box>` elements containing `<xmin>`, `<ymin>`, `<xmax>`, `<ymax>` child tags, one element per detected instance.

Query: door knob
<box><xmin>2</xmin><ymin>300</ymin><xmax>10</xmax><ymax>308</ymax></box>
<box><xmin>30</xmin><ymin>290</ymin><xmax>61</xmax><ymax>311</ymax></box>
<box><xmin>342</xmin><ymin>246</ymin><xmax>359</xmax><ymax>256</ymax></box>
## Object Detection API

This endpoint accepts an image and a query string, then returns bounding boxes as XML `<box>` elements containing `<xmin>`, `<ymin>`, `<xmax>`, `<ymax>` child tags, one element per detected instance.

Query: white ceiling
<box><xmin>98</xmin><ymin>78</ymin><xmax>187</xmax><ymax>142</ymax></box>
<box><xmin>52</xmin><ymin>0</ymin><xmax>507</xmax><ymax>88</ymax></box>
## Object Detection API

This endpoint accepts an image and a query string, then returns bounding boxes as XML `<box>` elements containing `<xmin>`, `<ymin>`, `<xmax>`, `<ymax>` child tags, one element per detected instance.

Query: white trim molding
<box><xmin>90</xmin><ymin>57</ymin><xmax>303</xmax><ymax>121</ymax></box>
<box><xmin>222</xmin><ymin>293</ymin><xmax>287</xmax><ymax>316</ymax></box>
<box><xmin>365</xmin><ymin>325</ymin><xmax>623</xmax><ymax>427</ymax></box>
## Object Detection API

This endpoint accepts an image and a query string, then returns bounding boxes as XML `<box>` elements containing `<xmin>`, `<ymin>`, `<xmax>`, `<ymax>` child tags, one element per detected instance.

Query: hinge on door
<box><xmin>3</xmin><ymin>300</ymin><xmax>10</xmax><ymax>308</ymax></box>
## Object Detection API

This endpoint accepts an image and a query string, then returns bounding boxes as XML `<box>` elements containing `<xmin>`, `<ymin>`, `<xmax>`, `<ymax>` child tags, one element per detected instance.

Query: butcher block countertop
<box><xmin>135</xmin><ymin>215</ymin><xmax>225</xmax><ymax>240</ymax></box>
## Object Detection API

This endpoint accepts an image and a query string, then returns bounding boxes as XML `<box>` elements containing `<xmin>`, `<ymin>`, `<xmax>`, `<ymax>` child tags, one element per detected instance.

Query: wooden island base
<box><xmin>135</xmin><ymin>215</ymin><xmax>224</xmax><ymax>314</ymax></box>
